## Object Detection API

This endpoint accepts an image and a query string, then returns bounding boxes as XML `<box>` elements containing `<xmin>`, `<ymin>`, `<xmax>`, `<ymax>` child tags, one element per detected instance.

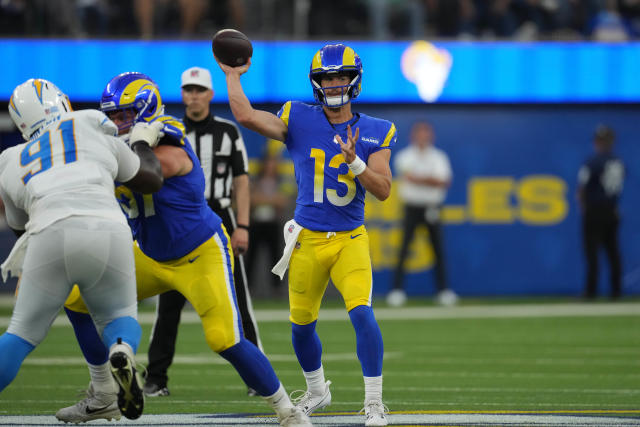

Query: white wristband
<box><xmin>348</xmin><ymin>155</ymin><xmax>367</xmax><ymax>176</ymax></box>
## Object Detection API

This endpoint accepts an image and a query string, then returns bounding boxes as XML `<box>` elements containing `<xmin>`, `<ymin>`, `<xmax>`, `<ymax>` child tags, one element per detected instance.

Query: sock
<box><xmin>102</xmin><ymin>316</ymin><xmax>141</xmax><ymax>353</ymax></box>
<box><xmin>88</xmin><ymin>362</ymin><xmax>117</xmax><ymax>395</ymax></box>
<box><xmin>219</xmin><ymin>338</ymin><xmax>280</xmax><ymax>396</ymax></box>
<box><xmin>364</xmin><ymin>375</ymin><xmax>383</xmax><ymax>404</ymax></box>
<box><xmin>303</xmin><ymin>365</ymin><xmax>327</xmax><ymax>396</ymax></box>
<box><xmin>64</xmin><ymin>308</ymin><xmax>108</xmax><ymax>365</ymax></box>
<box><xmin>348</xmin><ymin>305</ymin><xmax>384</xmax><ymax>377</ymax></box>
<box><xmin>263</xmin><ymin>383</ymin><xmax>294</xmax><ymax>418</ymax></box>
<box><xmin>0</xmin><ymin>333</ymin><xmax>35</xmax><ymax>391</ymax></box>
<box><xmin>291</xmin><ymin>321</ymin><xmax>322</xmax><ymax>372</ymax></box>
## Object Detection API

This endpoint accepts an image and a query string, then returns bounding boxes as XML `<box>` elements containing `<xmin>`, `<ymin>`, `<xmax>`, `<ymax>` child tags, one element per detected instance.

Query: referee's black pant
<box><xmin>145</xmin><ymin>206</ymin><xmax>262</xmax><ymax>389</ymax></box>
<box><xmin>392</xmin><ymin>204</ymin><xmax>448</xmax><ymax>292</ymax></box>
<box><xmin>582</xmin><ymin>210</ymin><xmax>622</xmax><ymax>299</ymax></box>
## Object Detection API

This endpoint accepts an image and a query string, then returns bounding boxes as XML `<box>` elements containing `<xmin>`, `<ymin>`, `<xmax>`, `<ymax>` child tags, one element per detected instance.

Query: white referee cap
<box><xmin>181</xmin><ymin>66</ymin><xmax>213</xmax><ymax>90</ymax></box>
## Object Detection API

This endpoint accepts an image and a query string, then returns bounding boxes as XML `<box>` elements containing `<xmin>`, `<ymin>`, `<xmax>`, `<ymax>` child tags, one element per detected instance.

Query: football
<box><xmin>212</xmin><ymin>29</ymin><xmax>253</xmax><ymax>67</ymax></box>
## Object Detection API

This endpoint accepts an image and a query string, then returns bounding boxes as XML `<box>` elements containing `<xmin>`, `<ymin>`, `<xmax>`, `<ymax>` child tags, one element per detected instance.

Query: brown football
<box><xmin>212</xmin><ymin>29</ymin><xmax>253</xmax><ymax>67</ymax></box>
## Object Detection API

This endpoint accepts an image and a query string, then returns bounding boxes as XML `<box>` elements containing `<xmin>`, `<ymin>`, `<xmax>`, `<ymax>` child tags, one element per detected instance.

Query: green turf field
<box><xmin>1</xmin><ymin>298</ymin><xmax>639</xmax><ymax>421</ymax></box>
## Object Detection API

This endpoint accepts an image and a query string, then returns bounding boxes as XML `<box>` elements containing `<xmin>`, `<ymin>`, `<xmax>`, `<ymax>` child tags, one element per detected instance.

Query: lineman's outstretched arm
<box><xmin>215</xmin><ymin>57</ymin><xmax>288</xmax><ymax>142</ymax></box>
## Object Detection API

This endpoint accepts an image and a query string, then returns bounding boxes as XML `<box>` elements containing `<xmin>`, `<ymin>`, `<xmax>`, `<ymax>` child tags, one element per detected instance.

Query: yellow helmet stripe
<box><xmin>311</xmin><ymin>50</ymin><xmax>322</xmax><ymax>71</ymax></box>
<box><xmin>279</xmin><ymin>101</ymin><xmax>292</xmax><ymax>127</ymax></box>
<box><xmin>119</xmin><ymin>79</ymin><xmax>153</xmax><ymax>106</ymax></box>
<box><xmin>342</xmin><ymin>46</ymin><xmax>356</xmax><ymax>67</ymax></box>
<box><xmin>32</xmin><ymin>79</ymin><xmax>44</xmax><ymax>104</ymax></box>
<box><xmin>9</xmin><ymin>96</ymin><xmax>20</xmax><ymax>117</ymax></box>
<box><xmin>380</xmin><ymin>123</ymin><xmax>396</xmax><ymax>148</ymax></box>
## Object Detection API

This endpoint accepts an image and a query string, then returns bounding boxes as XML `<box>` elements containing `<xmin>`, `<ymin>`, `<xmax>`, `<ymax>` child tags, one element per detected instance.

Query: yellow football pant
<box><xmin>288</xmin><ymin>224</ymin><xmax>372</xmax><ymax>325</ymax></box>
<box><xmin>64</xmin><ymin>227</ymin><xmax>242</xmax><ymax>353</ymax></box>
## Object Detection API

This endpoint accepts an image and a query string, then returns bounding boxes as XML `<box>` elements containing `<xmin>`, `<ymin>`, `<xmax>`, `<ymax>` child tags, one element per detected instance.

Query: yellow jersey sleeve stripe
<box><xmin>342</xmin><ymin>46</ymin><xmax>356</xmax><ymax>67</ymax></box>
<box><xmin>380</xmin><ymin>123</ymin><xmax>396</xmax><ymax>148</ymax></box>
<box><xmin>279</xmin><ymin>101</ymin><xmax>292</xmax><ymax>127</ymax></box>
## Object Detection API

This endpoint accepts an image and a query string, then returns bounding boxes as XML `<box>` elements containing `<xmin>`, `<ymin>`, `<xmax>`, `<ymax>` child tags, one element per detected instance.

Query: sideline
<box><xmin>1</xmin><ymin>411</ymin><xmax>639</xmax><ymax>426</ymax></box>
<box><xmin>1</xmin><ymin>301</ymin><xmax>639</xmax><ymax>327</ymax></box>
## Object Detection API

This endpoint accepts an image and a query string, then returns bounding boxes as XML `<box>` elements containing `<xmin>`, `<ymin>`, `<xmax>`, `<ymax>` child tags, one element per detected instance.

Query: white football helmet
<box><xmin>9</xmin><ymin>78</ymin><xmax>72</xmax><ymax>141</ymax></box>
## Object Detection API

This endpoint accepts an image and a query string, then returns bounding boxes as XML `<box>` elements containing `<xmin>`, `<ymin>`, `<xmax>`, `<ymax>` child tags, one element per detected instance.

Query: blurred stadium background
<box><xmin>1</xmin><ymin>1</ymin><xmax>639</xmax><ymax>425</ymax></box>
<box><xmin>1</xmin><ymin>0</ymin><xmax>638</xmax><ymax>300</ymax></box>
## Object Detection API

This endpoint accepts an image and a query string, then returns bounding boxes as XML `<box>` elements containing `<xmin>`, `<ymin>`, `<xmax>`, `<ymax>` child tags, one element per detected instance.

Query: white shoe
<box><xmin>109</xmin><ymin>341</ymin><xmax>145</xmax><ymax>420</ymax></box>
<box><xmin>55</xmin><ymin>383</ymin><xmax>120</xmax><ymax>423</ymax></box>
<box><xmin>290</xmin><ymin>380</ymin><xmax>332</xmax><ymax>415</ymax></box>
<box><xmin>436</xmin><ymin>289</ymin><xmax>458</xmax><ymax>306</ymax></box>
<box><xmin>362</xmin><ymin>400</ymin><xmax>389</xmax><ymax>426</ymax></box>
<box><xmin>386</xmin><ymin>289</ymin><xmax>407</xmax><ymax>307</ymax></box>
<box><xmin>278</xmin><ymin>406</ymin><xmax>313</xmax><ymax>426</ymax></box>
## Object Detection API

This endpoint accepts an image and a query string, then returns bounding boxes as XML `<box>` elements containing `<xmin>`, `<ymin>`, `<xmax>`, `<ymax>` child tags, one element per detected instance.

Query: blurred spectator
<box><xmin>367</xmin><ymin>0</ymin><xmax>426</xmax><ymax>39</ymax></box>
<box><xmin>387</xmin><ymin>121</ymin><xmax>457</xmax><ymax>307</ymax></box>
<box><xmin>577</xmin><ymin>124</ymin><xmax>625</xmax><ymax>300</ymax></box>
<box><xmin>0</xmin><ymin>0</ymin><xmax>638</xmax><ymax>39</ymax></box>
<box><xmin>246</xmin><ymin>150</ymin><xmax>288</xmax><ymax>295</ymax></box>
<box><xmin>589</xmin><ymin>0</ymin><xmax>633</xmax><ymax>41</ymax></box>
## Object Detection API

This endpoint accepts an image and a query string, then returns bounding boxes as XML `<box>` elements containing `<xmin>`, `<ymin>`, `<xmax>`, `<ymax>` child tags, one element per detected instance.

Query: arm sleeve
<box><xmin>110</xmin><ymin>137</ymin><xmax>141</xmax><ymax>182</ymax></box>
<box><xmin>0</xmin><ymin>187</ymin><xmax>27</xmax><ymax>231</ymax></box>
<box><xmin>85</xmin><ymin>109</ymin><xmax>118</xmax><ymax>136</ymax></box>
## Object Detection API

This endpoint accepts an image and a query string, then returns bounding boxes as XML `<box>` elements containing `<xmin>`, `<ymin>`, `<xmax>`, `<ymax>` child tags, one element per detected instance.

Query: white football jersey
<box><xmin>0</xmin><ymin>109</ymin><xmax>141</xmax><ymax>233</ymax></box>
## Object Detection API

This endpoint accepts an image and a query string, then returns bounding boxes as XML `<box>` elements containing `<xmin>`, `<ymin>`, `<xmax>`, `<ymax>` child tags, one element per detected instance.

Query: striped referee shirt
<box><xmin>183</xmin><ymin>114</ymin><xmax>248</xmax><ymax>210</ymax></box>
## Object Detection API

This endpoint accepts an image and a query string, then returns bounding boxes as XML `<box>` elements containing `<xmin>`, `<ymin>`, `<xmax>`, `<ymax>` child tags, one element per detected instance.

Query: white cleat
<box><xmin>386</xmin><ymin>289</ymin><xmax>407</xmax><ymax>307</ymax></box>
<box><xmin>55</xmin><ymin>383</ymin><xmax>120</xmax><ymax>423</ymax></box>
<box><xmin>290</xmin><ymin>380</ymin><xmax>332</xmax><ymax>415</ymax></box>
<box><xmin>362</xmin><ymin>400</ymin><xmax>389</xmax><ymax>426</ymax></box>
<box><xmin>277</xmin><ymin>406</ymin><xmax>313</xmax><ymax>426</ymax></box>
<box><xmin>436</xmin><ymin>289</ymin><xmax>459</xmax><ymax>306</ymax></box>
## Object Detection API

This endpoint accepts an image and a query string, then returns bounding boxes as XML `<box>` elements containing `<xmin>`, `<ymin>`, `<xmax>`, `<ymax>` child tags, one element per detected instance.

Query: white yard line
<box><xmin>1</xmin><ymin>301</ymin><xmax>638</xmax><ymax>327</ymax></box>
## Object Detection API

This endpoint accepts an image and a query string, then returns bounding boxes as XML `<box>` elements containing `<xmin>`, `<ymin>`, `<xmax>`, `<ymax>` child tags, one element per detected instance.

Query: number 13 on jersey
<box><xmin>310</xmin><ymin>147</ymin><xmax>356</xmax><ymax>207</ymax></box>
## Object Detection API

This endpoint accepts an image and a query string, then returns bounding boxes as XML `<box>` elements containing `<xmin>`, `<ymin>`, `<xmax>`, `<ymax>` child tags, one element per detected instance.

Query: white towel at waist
<box><xmin>271</xmin><ymin>219</ymin><xmax>303</xmax><ymax>279</ymax></box>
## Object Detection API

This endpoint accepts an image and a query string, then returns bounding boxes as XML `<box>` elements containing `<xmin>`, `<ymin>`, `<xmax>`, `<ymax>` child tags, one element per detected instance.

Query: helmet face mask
<box><xmin>9</xmin><ymin>79</ymin><xmax>72</xmax><ymax>141</ymax></box>
<box><xmin>100</xmin><ymin>72</ymin><xmax>164</xmax><ymax>135</ymax></box>
<box><xmin>309</xmin><ymin>44</ymin><xmax>363</xmax><ymax>108</ymax></box>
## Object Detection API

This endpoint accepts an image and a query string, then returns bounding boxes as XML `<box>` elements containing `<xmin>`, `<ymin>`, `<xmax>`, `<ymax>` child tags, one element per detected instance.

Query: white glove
<box><xmin>129</xmin><ymin>121</ymin><xmax>165</xmax><ymax>148</ymax></box>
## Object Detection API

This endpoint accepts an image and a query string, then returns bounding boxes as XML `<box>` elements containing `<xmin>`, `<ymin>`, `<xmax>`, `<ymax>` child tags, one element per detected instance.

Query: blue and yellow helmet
<box><xmin>309</xmin><ymin>44</ymin><xmax>363</xmax><ymax>107</ymax></box>
<box><xmin>100</xmin><ymin>72</ymin><xmax>163</xmax><ymax>132</ymax></box>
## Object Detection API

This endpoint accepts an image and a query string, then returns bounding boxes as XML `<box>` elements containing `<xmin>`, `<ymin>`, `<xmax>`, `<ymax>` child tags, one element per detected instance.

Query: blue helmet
<box><xmin>100</xmin><ymin>72</ymin><xmax>163</xmax><ymax>133</ymax></box>
<box><xmin>309</xmin><ymin>44</ymin><xmax>363</xmax><ymax>107</ymax></box>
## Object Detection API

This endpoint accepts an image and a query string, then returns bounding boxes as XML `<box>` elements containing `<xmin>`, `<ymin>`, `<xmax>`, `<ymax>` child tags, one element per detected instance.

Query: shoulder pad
<box><xmin>154</xmin><ymin>115</ymin><xmax>186</xmax><ymax>145</ymax></box>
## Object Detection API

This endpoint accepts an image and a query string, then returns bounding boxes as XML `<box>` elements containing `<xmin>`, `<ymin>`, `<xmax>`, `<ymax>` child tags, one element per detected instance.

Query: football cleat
<box><xmin>290</xmin><ymin>380</ymin><xmax>332</xmax><ymax>415</ymax></box>
<box><xmin>55</xmin><ymin>383</ymin><xmax>120</xmax><ymax>423</ymax></box>
<box><xmin>109</xmin><ymin>343</ymin><xmax>145</xmax><ymax>420</ymax></box>
<box><xmin>277</xmin><ymin>406</ymin><xmax>313</xmax><ymax>427</ymax></box>
<box><xmin>436</xmin><ymin>289</ymin><xmax>459</xmax><ymax>306</ymax></box>
<box><xmin>386</xmin><ymin>289</ymin><xmax>408</xmax><ymax>307</ymax></box>
<box><xmin>143</xmin><ymin>381</ymin><xmax>170</xmax><ymax>397</ymax></box>
<box><xmin>361</xmin><ymin>400</ymin><xmax>389</xmax><ymax>426</ymax></box>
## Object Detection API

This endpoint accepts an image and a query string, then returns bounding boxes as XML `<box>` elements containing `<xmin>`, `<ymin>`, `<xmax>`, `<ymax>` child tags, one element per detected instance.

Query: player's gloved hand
<box><xmin>129</xmin><ymin>121</ymin><xmax>165</xmax><ymax>148</ymax></box>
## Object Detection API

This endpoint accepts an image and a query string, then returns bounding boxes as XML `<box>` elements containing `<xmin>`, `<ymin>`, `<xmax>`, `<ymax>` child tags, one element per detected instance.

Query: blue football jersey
<box><xmin>115</xmin><ymin>114</ymin><xmax>222</xmax><ymax>261</ymax></box>
<box><xmin>278</xmin><ymin>101</ymin><xmax>397</xmax><ymax>231</ymax></box>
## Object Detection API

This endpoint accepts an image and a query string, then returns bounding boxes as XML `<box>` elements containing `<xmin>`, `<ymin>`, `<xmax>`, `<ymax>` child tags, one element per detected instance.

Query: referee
<box><xmin>577</xmin><ymin>124</ymin><xmax>625</xmax><ymax>300</ymax></box>
<box><xmin>143</xmin><ymin>66</ymin><xmax>262</xmax><ymax>397</ymax></box>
